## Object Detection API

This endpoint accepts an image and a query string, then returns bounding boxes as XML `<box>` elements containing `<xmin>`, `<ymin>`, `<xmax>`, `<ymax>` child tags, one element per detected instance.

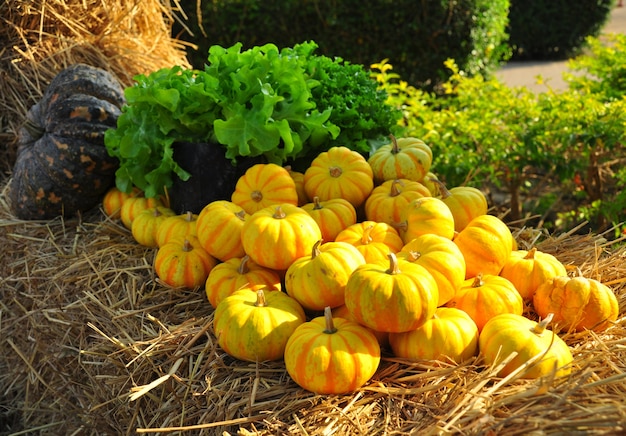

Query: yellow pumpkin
<box><xmin>301</xmin><ymin>196</ymin><xmax>357</xmax><ymax>242</ymax></box>
<box><xmin>119</xmin><ymin>195</ymin><xmax>164</xmax><ymax>230</ymax></box>
<box><xmin>335</xmin><ymin>221</ymin><xmax>404</xmax><ymax>265</ymax></box>
<box><xmin>399</xmin><ymin>196</ymin><xmax>456</xmax><ymax>243</ymax></box>
<box><xmin>231</xmin><ymin>163</ymin><xmax>298</xmax><ymax>215</ymax></box>
<box><xmin>285</xmin><ymin>240</ymin><xmax>366</xmax><ymax>311</ymax></box>
<box><xmin>533</xmin><ymin>275</ymin><xmax>619</xmax><ymax>332</ymax></box>
<box><xmin>303</xmin><ymin>146</ymin><xmax>374</xmax><ymax>208</ymax></box>
<box><xmin>205</xmin><ymin>255</ymin><xmax>282</xmax><ymax>309</ymax></box>
<box><xmin>435</xmin><ymin>180</ymin><xmax>488</xmax><ymax>232</ymax></box>
<box><xmin>130</xmin><ymin>206</ymin><xmax>176</xmax><ymax>248</ymax></box>
<box><xmin>241</xmin><ymin>204</ymin><xmax>322</xmax><ymax>271</ymax></box>
<box><xmin>453</xmin><ymin>214</ymin><xmax>514</xmax><ymax>279</ymax></box>
<box><xmin>102</xmin><ymin>186</ymin><xmax>141</xmax><ymax>219</ymax></box>
<box><xmin>479</xmin><ymin>313</ymin><xmax>573</xmax><ymax>379</ymax></box>
<box><xmin>214</xmin><ymin>288</ymin><xmax>306</xmax><ymax>362</ymax></box>
<box><xmin>154</xmin><ymin>236</ymin><xmax>217</xmax><ymax>289</ymax></box>
<box><xmin>196</xmin><ymin>200</ymin><xmax>249</xmax><ymax>262</ymax></box>
<box><xmin>332</xmin><ymin>304</ymin><xmax>389</xmax><ymax>348</ymax></box>
<box><xmin>285</xmin><ymin>165</ymin><xmax>309</xmax><ymax>206</ymax></box>
<box><xmin>284</xmin><ymin>307</ymin><xmax>381</xmax><ymax>394</ymax></box>
<box><xmin>422</xmin><ymin>172</ymin><xmax>441</xmax><ymax>196</ymax></box>
<box><xmin>344</xmin><ymin>253</ymin><xmax>439</xmax><ymax>333</ymax></box>
<box><xmin>389</xmin><ymin>307</ymin><xmax>479</xmax><ymax>364</ymax></box>
<box><xmin>155</xmin><ymin>211</ymin><xmax>198</xmax><ymax>247</ymax></box>
<box><xmin>447</xmin><ymin>273</ymin><xmax>524</xmax><ymax>332</ymax></box>
<box><xmin>364</xmin><ymin>178</ymin><xmax>431</xmax><ymax>227</ymax></box>
<box><xmin>499</xmin><ymin>248</ymin><xmax>568</xmax><ymax>300</ymax></box>
<box><xmin>367</xmin><ymin>135</ymin><xmax>433</xmax><ymax>184</ymax></box>
<box><xmin>399</xmin><ymin>233</ymin><xmax>466</xmax><ymax>306</ymax></box>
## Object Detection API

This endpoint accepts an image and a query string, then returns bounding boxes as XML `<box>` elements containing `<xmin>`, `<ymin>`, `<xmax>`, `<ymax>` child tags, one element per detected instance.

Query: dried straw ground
<box><xmin>1</xmin><ymin>183</ymin><xmax>625</xmax><ymax>435</ymax></box>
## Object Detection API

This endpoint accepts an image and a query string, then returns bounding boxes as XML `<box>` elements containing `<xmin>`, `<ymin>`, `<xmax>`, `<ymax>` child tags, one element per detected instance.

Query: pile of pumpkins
<box><xmin>102</xmin><ymin>135</ymin><xmax>620</xmax><ymax>395</ymax></box>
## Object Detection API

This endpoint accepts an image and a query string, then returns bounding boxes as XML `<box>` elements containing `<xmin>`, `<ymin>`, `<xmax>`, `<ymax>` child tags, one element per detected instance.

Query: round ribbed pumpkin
<box><xmin>533</xmin><ymin>275</ymin><xmax>619</xmax><ymax>333</ymax></box>
<box><xmin>367</xmin><ymin>135</ymin><xmax>433</xmax><ymax>184</ymax></box>
<box><xmin>479</xmin><ymin>313</ymin><xmax>573</xmax><ymax>379</ymax></box>
<box><xmin>196</xmin><ymin>200</ymin><xmax>249</xmax><ymax>261</ymax></box>
<box><xmin>120</xmin><ymin>195</ymin><xmax>165</xmax><ymax>230</ymax></box>
<box><xmin>344</xmin><ymin>253</ymin><xmax>439</xmax><ymax>333</ymax></box>
<box><xmin>453</xmin><ymin>214</ymin><xmax>514</xmax><ymax>279</ymax></box>
<box><xmin>303</xmin><ymin>146</ymin><xmax>374</xmax><ymax>208</ymax></box>
<box><xmin>214</xmin><ymin>288</ymin><xmax>306</xmax><ymax>362</ymax></box>
<box><xmin>205</xmin><ymin>255</ymin><xmax>282</xmax><ymax>309</ymax></box>
<box><xmin>364</xmin><ymin>179</ymin><xmax>430</xmax><ymax>227</ymax></box>
<box><xmin>399</xmin><ymin>233</ymin><xmax>466</xmax><ymax>306</ymax></box>
<box><xmin>435</xmin><ymin>180</ymin><xmax>488</xmax><ymax>232</ymax></box>
<box><xmin>285</xmin><ymin>166</ymin><xmax>309</xmax><ymax>206</ymax></box>
<box><xmin>155</xmin><ymin>211</ymin><xmax>198</xmax><ymax>247</ymax></box>
<box><xmin>154</xmin><ymin>236</ymin><xmax>217</xmax><ymax>289</ymax></box>
<box><xmin>131</xmin><ymin>206</ymin><xmax>176</xmax><ymax>248</ymax></box>
<box><xmin>285</xmin><ymin>240</ymin><xmax>366</xmax><ymax>311</ymax></box>
<box><xmin>389</xmin><ymin>307</ymin><xmax>479</xmax><ymax>363</ymax></box>
<box><xmin>241</xmin><ymin>204</ymin><xmax>322</xmax><ymax>271</ymax></box>
<box><xmin>500</xmin><ymin>248</ymin><xmax>567</xmax><ymax>300</ymax></box>
<box><xmin>284</xmin><ymin>307</ymin><xmax>381</xmax><ymax>394</ymax></box>
<box><xmin>335</xmin><ymin>221</ymin><xmax>404</xmax><ymax>265</ymax></box>
<box><xmin>447</xmin><ymin>273</ymin><xmax>523</xmax><ymax>331</ymax></box>
<box><xmin>231</xmin><ymin>163</ymin><xmax>298</xmax><ymax>215</ymax></box>
<box><xmin>399</xmin><ymin>196</ymin><xmax>455</xmax><ymax>243</ymax></box>
<box><xmin>102</xmin><ymin>186</ymin><xmax>141</xmax><ymax>219</ymax></box>
<box><xmin>301</xmin><ymin>196</ymin><xmax>357</xmax><ymax>242</ymax></box>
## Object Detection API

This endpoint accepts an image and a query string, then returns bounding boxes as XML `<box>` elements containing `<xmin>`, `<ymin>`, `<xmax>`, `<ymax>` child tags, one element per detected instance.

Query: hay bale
<box><xmin>0</xmin><ymin>0</ymin><xmax>191</xmax><ymax>178</ymax></box>
<box><xmin>1</xmin><ymin>183</ymin><xmax>625</xmax><ymax>434</ymax></box>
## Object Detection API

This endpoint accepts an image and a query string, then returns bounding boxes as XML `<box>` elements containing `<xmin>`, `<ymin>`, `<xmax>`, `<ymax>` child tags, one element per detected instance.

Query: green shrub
<box><xmin>507</xmin><ymin>0</ymin><xmax>614</xmax><ymax>60</ymax></box>
<box><xmin>175</xmin><ymin>0</ymin><xmax>511</xmax><ymax>89</ymax></box>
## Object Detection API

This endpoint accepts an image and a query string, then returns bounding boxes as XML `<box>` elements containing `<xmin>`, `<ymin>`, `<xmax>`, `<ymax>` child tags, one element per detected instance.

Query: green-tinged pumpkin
<box><xmin>7</xmin><ymin>64</ymin><xmax>125</xmax><ymax>219</ymax></box>
<box><xmin>479</xmin><ymin>313</ymin><xmax>573</xmax><ymax>379</ymax></box>
<box><xmin>241</xmin><ymin>204</ymin><xmax>322</xmax><ymax>271</ymax></box>
<box><xmin>285</xmin><ymin>240</ymin><xmax>366</xmax><ymax>311</ymax></box>
<box><xmin>367</xmin><ymin>135</ymin><xmax>433</xmax><ymax>184</ymax></box>
<box><xmin>389</xmin><ymin>307</ymin><xmax>478</xmax><ymax>363</ymax></box>
<box><xmin>335</xmin><ymin>221</ymin><xmax>404</xmax><ymax>265</ymax></box>
<box><xmin>196</xmin><ymin>200</ymin><xmax>249</xmax><ymax>262</ymax></box>
<box><xmin>131</xmin><ymin>206</ymin><xmax>176</xmax><ymax>248</ymax></box>
<box><xmin>205</xmin><ymin>255</ymin><xmax>282</xmax><ymax>309</ymax></box>
<box><xmin>500</xmin><ymin>248</ymin><xmax>568</xmax><ymax>300</ymax></box>
<box><xmin>303</xmin><ymin>146</ymin><xmax>374</xmax><ymax>208</ymax></box>
<box><xmin>231</xmin><ymin>163</ymin><xmax>298</xmax><ymax>215</ymax></box>
<box><xmin>447</xmin><ymin>273</ymin><xmax>523</xmax><ymax>332</ymax></box>
<box><xmin>434</xmin><ymin>180</ymin><xmax>488</xmax><ymax>233</ymax></box>
<box><xmin>453</xmin><ymin>214</ymin><xmax>514</xmax><ymax>279</ymax></box>
<box><xmin>155</xmin><ymin>211</ymin><xmax>198</xmax><ymax>247</ymax></box>
<box><xmin>344</xmin><ymin>253</ymin><xmax>439</xmax><ymax>333</ymax></box>
<box><xmin>364</xmin><ymin>178</ymin><xmax>431</xmax><ymax>227</ymax></box>
<box><xmin>301</xmin><ymin>196</ymin><xmax>357</xmax><ymax>242</ymax></box>
<box><xmin>399</xmin><ymin>233</ymin><xmax>466</xmax><ymax>306</ymax></box>
<box><xmin>214</xmin><ymin>288</ymin><xmax>306</xmax><ymax>362</ymax></box>
<box><xmin>399</xmin><ymin>196</ymin><xmax>455</xmax><ymax>244</ymax></box>
<box><xmin>533</xmin><ymin>275</ymin><xmax>619</xmax><ymax>333</ymax></box>
<box><xmin>284</xmin><ymin>307</ymin><xmax>381</xmax><ymax>394</ymax></box>
<box><xmin>154</xmin><ymin>236</ymin><xmax>217</xmax><ymax>289</ymax></box>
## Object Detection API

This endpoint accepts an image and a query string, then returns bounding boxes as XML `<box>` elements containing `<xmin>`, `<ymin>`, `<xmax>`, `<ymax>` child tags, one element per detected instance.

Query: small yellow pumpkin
<box><xmin>102</xmin><ymin>186</ymin><xmax>141</xmax><ymax>219</ymax></box>
<box><xmin>303</xmin><ymin>146</ymin><xmax>374</xmax><ymax>208</ymax></box>
<box><xmin>364</xmin><ymin>178</ymin><xmax>430</xmax><ymax>227</ymax></box>
<box><xmin>131</xmin><ymin>206</ymin><xmax>176</xmax><ymax>248</ymax></box>
<box><xmin>499</xmin><ymin>248</ymin><xmax>568</xmax><ymax>300</ymax></box>
<box><xmin>119</xmin><ymin>195</ymin><xmax>164</xmax><ymax>230</ymax></box>
<box><xmin>434</xmin><ymin>180</ymin><xmax>488</xmax><ymax>233</ymax></box>
<box><xmin>335</xmin><ymin>221</ymin><xmax>404</xmax><ymax>265</ymax></box>
<box><xmin>196</xmin><ymin>200</ymin><xmax>249</xmax><ymax>262</ymax></box>
<box><xmin>367</xmin><ymin>134</ymin><xmax>433</xmax><ymax>184</ymax></box>
<box><xmin>398</xmin><ymin>196</ymin><xmax>456</xmax><ymax>243</ymax></box>
<box><xmin>155</xmin><ymin>211</ymin><xmax>198</xmax><ymax>247</ymax></box>
<box><xmin>285</xmin><ymin>165</ymin><xmax>309</xmax><ymax>206</ymax></box>
<box><xmin>154</xmin><ymin>236</ymin><xmax>217</xmax><ymax>289</ymax></box>
<box><xmin>284</xmin><ymin>307</ymin><xmax>381</xmax><ymax>394</ymax></box>
<box><xmin>301</xmin><ymin>196</ymin><xmax>357</xmax><ymax>242</ymax></box>
<box><xmin>231</xmin><ymin>163</ymin><xmax>298</xmax><ymax>215</ymax></box>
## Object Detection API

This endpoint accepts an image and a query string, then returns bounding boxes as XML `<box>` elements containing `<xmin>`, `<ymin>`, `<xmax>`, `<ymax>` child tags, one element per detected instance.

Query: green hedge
<box><xmin>507</xmin><ymin>0</ymin><xmax>614</xmax><ymax>60</ymax></box>
<box><xmin>175</xmin><ymin>0</ymin><xmax>511</xmax><ymax>89</ymax></box>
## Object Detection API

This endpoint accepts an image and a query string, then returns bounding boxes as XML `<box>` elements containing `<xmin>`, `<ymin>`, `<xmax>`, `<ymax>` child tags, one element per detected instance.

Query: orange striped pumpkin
<box><xmin>335</xmin><ymin>221</ymin><xmax>404</xmax><ymax>265</ymax></box>
<box><xmin>231</xmin><ymin>163</ymin><xmax>298</xmax><ymax>215</ymax></box>
<box><xmin>301</xmin><ymin>196</ymin><xmax>357</xmax><ymax>242</ymax></box>
<box><xmin>196</xmin><ymin>200</ymin><xmax>249</xmax><ymax>262</ymax></box>
<box><xmin>155</xmin><ymin>211</ymin><xmax>198</xmax><ymax>247</ymax></box>
<box><xmin>367</xmin><ymin>135</ymin><xmax>433</xmax><ymax>184</ymax></box>
<box><xmin>364</xmin><ymin>178</ymin><xmax>430</xmax><ymax>227</ymax></box>
<box><xmin>131</xmin><ymin>206</ymin><xmax>176</xmax><ymax>247</ymax></box>
<box><xmin>120</xmin><ymin>195</ymin><xmax>164</xmax><ymax>230</ymax></box>
<box><xmin>154</xmin><ymin>236</ymin><xmax>217</xmax><ymax>289</ymax></box>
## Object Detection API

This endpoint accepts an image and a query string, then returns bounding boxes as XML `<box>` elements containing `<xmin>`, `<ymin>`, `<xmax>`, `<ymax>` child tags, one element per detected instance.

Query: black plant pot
<box><xmin>169</xmin><ymin>141</ymin><xmax>265</xmax><ymax>214</ymax></box>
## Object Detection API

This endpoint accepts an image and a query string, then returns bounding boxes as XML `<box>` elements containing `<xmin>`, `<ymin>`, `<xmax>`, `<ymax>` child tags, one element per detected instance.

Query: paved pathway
<box><xmin>496</xmin><ymin>5</ymin><xmax>625</xmax><ymax>92</ymax></box>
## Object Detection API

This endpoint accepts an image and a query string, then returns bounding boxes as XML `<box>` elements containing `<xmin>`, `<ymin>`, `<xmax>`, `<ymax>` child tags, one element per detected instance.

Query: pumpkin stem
<box><xmin>313</xmin><ymin>196</ymin><xmax>324</xmax><ymax>210</ymax></box>
<box><xmin>185</xmin><ymin>211</ymin><xmax>195</xmax><ymax>222</ymax></box>
<box><xmin>525</xmin><ymin>247</ymin><xmax>538</xmax><ymax>259</ymax></box>
<box><xmin>251</xmin><ymin>190</ymin><xmax>263</xmax><ymax>202</ymax></box>
<box><xmin>329</xmin><ymin>166</ymin><xmax>343</xmax><ymax>178</ymax></box>
<box><xmin>361</xmin><ymin>224</ymin><xmax>375</xmax><ymax>245</ymax></box>
<box><xmin>235</xmin><ymin>210</ymin><xmax>247</xmax><ymax>222</ymax></box>
<box><xmin>323</xmin><ymin>306</ymin><xmax>338</xmax><ymax>334</ymax></box>
<box><xmin>182</xmin><ymin>239</ymin><xmax>193</xmax><ymax>252</ymax></box>
<box><xmin>152</xmin><ymin>207</ymin><xmax>163</xmax><ymax>217</ymax></box>
<box><xmin>311</xmin><ymin>239</ymin><xmax>323</xmax><ymax>258</ymax></box>
<box><xmin>390</xmin><ymin>179</ymin><xmax>403</xmax><ymax>197</ymax></box>
<box><xmin>404</xmin><ymin>250</ymin><xmax>421</xmax><ymax>262</ymax></box>
<box><xmin>471</xmin><ymin>273</ymin><xmax>485</xmax><ymax>287</ymax></box>
<box><xmin>389</xmin><ymin>134</ymin><xmax>400</xmax><ymax>154</ymax></box>
<box><xmin>273</xmin><ymin>206</ymin><xmax>287</xmax><ymax>219</ymax></box>
<box><xmin>392</xmin><ymin>221</ymin><xmax>408</xmax><ymax>232</ymax></box>
<box><xmin>255</xmin><ymin>289</ymin><xmax>267</xmax><ymax>307</ymax></box>
<box><xmin>532</xmin><ymin>313</ymin><xmax>554</xmax><ymax>335</ymax></box>
<box><xmin>238</xmin><ymin>255</ymin><xmax>251</xmax><ymax>274</ymax></box>
<box><xmin>431</xmin><ymin>178</ymin><xmax>451</xmax><ymax>200</ymax></box>
<box><xmin>386</xmin><ymin>252</ymin><xmax>401</xmax><ymax>275</ymax></box>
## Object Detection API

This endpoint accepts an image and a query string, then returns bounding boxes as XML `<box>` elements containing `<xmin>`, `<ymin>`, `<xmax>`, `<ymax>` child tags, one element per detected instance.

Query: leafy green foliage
<box><xmin>105</xmin><ymin>41</ymin><xmax>399</xmax><ymax>197</ymax></box>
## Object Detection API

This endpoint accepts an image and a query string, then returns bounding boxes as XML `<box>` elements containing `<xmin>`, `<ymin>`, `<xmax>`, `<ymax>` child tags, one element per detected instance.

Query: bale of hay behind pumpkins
<box><xmin>0</xmin><ymin>0</ymin><xmax>192</xmax><ymax>177</ymax></box>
